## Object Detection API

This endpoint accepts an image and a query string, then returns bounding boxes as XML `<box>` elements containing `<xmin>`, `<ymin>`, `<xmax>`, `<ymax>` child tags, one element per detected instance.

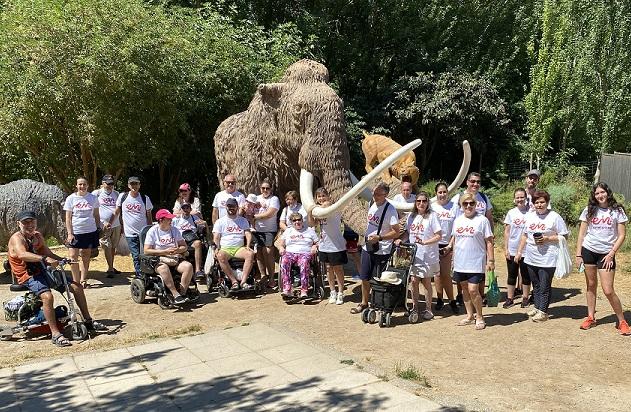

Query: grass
<box><xmin>394</xmin><ymin>362</ymin><xmax>430</xmax><ymax>387</ymax></box>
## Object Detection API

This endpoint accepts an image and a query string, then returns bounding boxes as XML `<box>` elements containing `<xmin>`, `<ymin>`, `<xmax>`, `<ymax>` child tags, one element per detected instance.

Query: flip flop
<box><xmin>52</xmin><ymin>334</ymin><xmax>72</xmax><ymax>347</ymax></box>
<box><xmin>457</xmin><ymin>318</ymin><xmax>475</xmax><ymax>326</ymax></box>
<box><xmin>350</xmin><ymin>304</ymin><xmax>368</xmax><ymax>314</ymax></box>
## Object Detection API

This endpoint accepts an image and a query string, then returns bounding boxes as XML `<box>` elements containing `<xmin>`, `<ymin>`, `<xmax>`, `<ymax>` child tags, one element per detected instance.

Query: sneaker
<box><xmin>421</xmin><ymin>310</ymin><xmax>434</xmax><ymax>320</ymax></box>
<box><xmin>299</xmin><ymin>292</ymin><xmax>308</xmax><ymax>299</ymax></box>
<box><xmin>520</xmin><ymin>297</ymin><xmax>530</xmax><ymax>308</ymax></box>
<box><xmin>527</xmin><ymin>308</ymin><xmax>539</xmax><ymax>317</ymax></box>
<box><xmin>449</xmin><ymin>300</ymin><xmax>459</xmax><ymax>314</ymax></box>
<box><xmin>336</xmin><ymin>293</ymin><xmax>344</xmax><ymax>305</ymax></box>
<box><xmin>195</xmin><ymin>270</ymin><xmax>205</xmax><ymax>280</ymax></box>
<box><xmin>435</xmin><ymin>298</ymin><xmax>444</xmax><ymax>311</ymax></box>
<box><xmin>532</xmin><ymin>311</ymin><xmax>549</xmax><ymax>322</ymax></box>
<box><xmin>328</xmin><ymin>290</ymin><xmax>338</xmax><ymax>304</ymax></box>
<box><xmin>616</xmin><ymin>320</ymin><xmax>630</xmax><ymax>336</ymax></box>
<box><xmin>502</xmin><ymin>298</ymin><xmax>515</xmax><ymax>309</ymax></box>
<box><xmin>84</xmin><ymin>319</ymin><xmax>107</xmax><ymax>331</ymax></box>
<box><xmin>173</xmin><ymin>295</ymin><xmax>188</xmax><ymax>305</ymax></box>
<box><xmin>579</xmin><ymin>316</ymin><xmax>596</xmax><ymax>330</ymax></box>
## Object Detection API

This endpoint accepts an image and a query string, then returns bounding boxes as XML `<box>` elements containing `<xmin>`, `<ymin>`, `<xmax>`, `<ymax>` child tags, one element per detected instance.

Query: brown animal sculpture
<box><xmin>362</xmin><ymin>131</ymin><xmax>420</xmax><ymax>187</ymax></box>
<box><xmin>214</xmin><ymin>59</ymin><xmax>468</xmax><ymax>234</ymax></box>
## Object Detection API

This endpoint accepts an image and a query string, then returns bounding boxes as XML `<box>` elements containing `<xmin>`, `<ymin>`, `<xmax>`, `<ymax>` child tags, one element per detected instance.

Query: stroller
<box><xmin>361</xmin><ymin>243</ymin><xmax>416</xmax><ymax>328</ymax></box>
<box><xmin>1</xmin><ymin>259</ymin><xmax>89</xmax><ymax>341</ymax></box>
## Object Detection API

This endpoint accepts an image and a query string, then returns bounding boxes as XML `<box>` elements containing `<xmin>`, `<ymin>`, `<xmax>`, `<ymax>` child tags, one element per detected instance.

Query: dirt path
<box><xmin>1</xmin><ymin>252</ymin><xmax>630</xmax><ymax>411</ymax></box>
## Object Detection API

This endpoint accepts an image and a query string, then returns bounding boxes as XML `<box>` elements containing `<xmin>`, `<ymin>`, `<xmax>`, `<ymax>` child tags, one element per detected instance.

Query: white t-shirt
<box><xmin>452</xmin><ymin>214</ymin><xmax>494</xmax><ymax>273</ymax></box>
<box><xmin>431</xmin><ymin>201</ymin><xmax>457</xmax><ymax>245</ymax></box>
<box><xmin>392</xmin><ymin>193</ymin><xmax>415</xmax><ymax>204</ymax></box>
<box><xmin>279</xmin><ymin>203</ymin><xmax>308</xmax><ymax>228</ymax></box>
<box><xmin>451</xmin><ymin>192</ymin><xmax>493</xmax><ymax>218</ymax></box>
<box><xmin>64</xmin><ymin>193</ymin><xmax>99</xmax><ymax>235</ymax></box>
<box><xmin>92</xmin><ymin>189</ymin><xmax>121</xmax><ymax>228</ymax></box>
<box><xmin>316</xmin><ymin>212</ymin><xmax>346</xmax><ymax>253</ymax></box>
<box><xmin>255</xmin><ymin>195</ymin><xmax>280</xmax><ymax>232</ymax></box>
<box><xmin>580</xmin><ymin>207</ymin><xmax>628</xmax><ymax>254</ymax></box>
<box><xmin>406</xmin><ymin>213</ymin><xmax>441</xmax><ymax>266</ymax></box>
<box><xmin>116</xmin><ymin>192</ymin><xmax>154</xmax><ymax>237</ymax></box>
<box><xmin>363</xmin><ymin>202</ymin><xmax>400</xmax><ymax>255</ymax></box>
<box><xmin>144</xmin><ymin>225</ymin><xmax>183</xmax><ymax>251</ymax></box>
<box><xmin>282</xmin><ymin>227</ymin><xmax>319</xmax><ymax>254</ymax></box>
<box><xmin>504</xmin><ymin>207</ymin><xmax>529</xmax><ymax>256</ymax></box>
<box><xmin>212</xmin><ymin>190</ymin><xmax>245</xmax><ymax>220</ymax></box>
<box><xmin>172</xmin><ymin>215</ymin><xmax>200</xmax><ymax>233</ymax></box>
<box><xmin>522</xmin><ymin>211</ymin><xmax>569</xmax><ymax>267</ymax></box>
<box><xmin>212</xmin><ymin>215</ymin><xmax>250</xmax><ymax>248</ymax></box>
<box><xmin>173</xmin><ymin>197</ymin><xmax>202</xmax><ymax>216</ymax></box>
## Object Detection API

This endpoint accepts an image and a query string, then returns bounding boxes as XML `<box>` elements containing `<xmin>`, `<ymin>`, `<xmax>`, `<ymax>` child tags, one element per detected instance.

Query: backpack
<box><xmin>120</xmin><ymin>192</ymin><xmax>147</xmax><ymax>209</ymax></box>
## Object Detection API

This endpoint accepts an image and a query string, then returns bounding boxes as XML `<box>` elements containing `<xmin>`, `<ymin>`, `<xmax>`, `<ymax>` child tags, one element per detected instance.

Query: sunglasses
<box><xmin>469</xmin><ymin>180</ymin><xmax>481</xmax><ymax>184</ymax></box>
<box><xmin>260</xmin><ymin>187</ymin><xmax>271</xmax><ymax>190</ymax></box>
<box><xmin>463</xmin><ymin>201</ymin><xmax>476</xmax><ymax>206</ymax></box>
<box><xmin>224</xmin><ymin>181</ymin><xmax>236</xmax><ymax>185</ymax></box>
<box><xmin>416</xmin><ymin>199</ymin><xmax>428</xmax><ymax>203</ymax></box>
<box><xmin>292</xmin><ymin>219</ymin><xmax>303</xmax><ymax>222</ymax></box>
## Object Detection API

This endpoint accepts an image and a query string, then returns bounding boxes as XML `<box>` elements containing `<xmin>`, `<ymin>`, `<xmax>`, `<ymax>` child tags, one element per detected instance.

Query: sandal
<box><xmin>52</xmin><ymin>334</ymin><xmax>72</xmax><ymax>347</ymax></box>
<box><xmin>231</xmin><ymin>283</ymin><xmax>240</xmax><ymax>290</ymax></box>
<box><xmin>475</xmin><ymin>320</ymin><xmax>486</xmax><ymax>330</ymax></box>
<box><xmin>457</xmin><ymin>318</ymin><xmax>475</xmax><ymax>326</ymax></box>
<box><xmin>80</xmin><ymin>280</ymin><xmax>89</xmax><ymax>289</ymax></box>
<box><xmin>350</xmin><ymin>304</ymin><xmax>368</xmax><ymax>314</ymax></box>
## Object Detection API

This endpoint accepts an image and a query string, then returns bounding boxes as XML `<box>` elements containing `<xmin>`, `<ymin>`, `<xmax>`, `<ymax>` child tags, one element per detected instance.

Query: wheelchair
<box><xmin>208</xmin><ymin>246</ymin><xmax>261</xmax><ymax>298</ymax></box>
<box><xmin>277</xmin><ymin>253</ymin><xmax>326</xmax><ymax>302</ymax></box>
<box><xmin>129</xmin><ymin>225</ymin><xmax>200</xmax><ymax>309</ymax></box>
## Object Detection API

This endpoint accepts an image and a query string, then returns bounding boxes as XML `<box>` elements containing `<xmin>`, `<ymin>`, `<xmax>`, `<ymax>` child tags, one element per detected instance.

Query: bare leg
<box><xmin>178</xmin><ymin>261</ymin><xmax>194</xmax><ymax>290</ymax></box>
<box><xmin>264</xmin><ymin>246</ymin><xmax>276</xmax><ymax>284</ymax></box>
<box><xmin>70</xmin><ymin>283</ymin><xmax>93</xmax><ymax>320</ymax></box>
<box><xmin>584</xmin><ymin>265</ymin><xmax>598</xmax><ymax>318</ymax></box>
<box><xmin>422</xmin><ymin>277</ymin><xmax>433</xmax><ymax>313</ymax></box>
<box><xmin>104</xmin><ymin>246</ymin><xmax>115</xmax><ymax>271</ymax></box>
<box><xmin>460</xmin><ymin>281</ymin><xmax>474</xmax><ymax>320</ymax></box>
<box><xmin>193</xmin><ymin>241</ymin><xmax>203</xmax><ymax>273</ymax></box>
<box><xmin>468</xmin><ymin>282</ymin><xmax>484</xmax><ymax>320</ymax></box>
<box><xmin>217</xmin><ymin>251</ymin><xmax>238</xmax><ymax>285</ymax></box>
<box><xmin>361</xmin><ymin>280</ymin><xmax>371</xmax><ymax>306</ymax></box>
<box><xmin>326</xmin><ymin>263</ymin><xmax>335</xmax><ymax>291</ymax></box>
<box><xmin>68</xmin><ymin>248</ymin><xmax>81</xmax><ymax>283</ymax></box>
<box><xmin>333</xmin><ymin>265</ymin><xmax>345</xmax><ymax>294</ymax></box>
<box><xmin>40</xmin><ymin>292</ymin><xmax>61</xmax><ymax>336</ymax></box>
<box><xmin>410</xmin><ymin>276</ymin><xmax>420</xmax><ymax>310</ymax></box>
<box><xmin>235</xmin><ymin>248</ymin><xmax>255</xmax><ymax>286</ymax></box>
<box><xmin>79</xmin><ymin>249</ymin><xmax>92</xmax><ymax>283</ymax></box>
<box><xmin>600</xmin><ymin>269</ymin><xmax>625</xmax><ymax>322</ymax></box>
<box><xmin>155</xmin><ymin>264</ymin><xmax>181</xmax><ymax>297</ymax></box>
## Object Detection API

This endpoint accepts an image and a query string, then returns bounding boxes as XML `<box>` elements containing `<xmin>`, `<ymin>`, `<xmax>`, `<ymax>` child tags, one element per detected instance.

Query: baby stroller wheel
<box><xmin>130</xmin><ymin>278</ymin><xmax>146</xmax><ymax>303</ymax></box>
<box><xmin>378</xmin><ymin>313</ymin><xmax>385</xmax><ymax>328</ymax></box>
<box><xmin>218</xmin><ymin>284</ymin><xmax>230</xmax><ymax>298</ymax></box>
<box><xmin>157</xmin><ymin>296</ymin><xmax>172</xmax><ymax>309</ymax></box>
<box><xmin>408</xmin><ymin>311</ymin><xmax>419</xmax><ymax>324</ymax></box>
<box><xmin>368</xmin><ymin>309</ymin><xmax>377</xmax><ymax>324</ymax></box>
<box><xmin>361</xmin><ymin>308</ymin><xmax>370</xmax><ymax>323</ymax></box>
<box><xmin>67</xmin><ymin>322</ymin><xmax>88</xmax><ymax>341</ymax></box>
<box><xmin>385</xmin><ymin>313</ymin><xmax>392</xmax><ymax>327</ymax></box>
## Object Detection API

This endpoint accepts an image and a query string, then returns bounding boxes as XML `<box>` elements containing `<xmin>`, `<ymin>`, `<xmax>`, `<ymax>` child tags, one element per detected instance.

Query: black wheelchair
<box><xmin>207</xmin><ymin>246</ymin><xmax>261</xmax><ymax>298</ymax></box>
<box><xmin>130</xmin><ymin>225</ymin><xmax>200</xmax><ymax>309</ymax></box>
<box><xmin>277</xmin><ymin>254</ymin><xmax>326</xmax><ymax>302</ymax></box>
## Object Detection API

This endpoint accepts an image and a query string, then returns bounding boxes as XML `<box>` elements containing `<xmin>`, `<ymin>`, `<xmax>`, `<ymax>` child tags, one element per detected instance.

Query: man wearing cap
<box><xmin>212</xmin><ymin>197</ymin><xmax>255</xmax><ymax>289</ymax></box>
<box><xmin>7</xmin><ymin>211</ymin><xmax>106</xmax><ymax>347</ymax></box>
<box><xmin>144</xmin><ymin>209</ymin><xmax>194</xmax><ymax>305</ymax></box>
<box><xmin>524</xmin><ymin>169</ymin><xmax>551</xmax><ymax>212</ymax></box>
<box><xmin>173</xmin><ymin>202</ymin><xmax>207</xmax><ymax>279</ymax></box>
<box><xmin>112</xmin><ymin>176</ymin><xmax>153</xmax><ymax>277</ymax></box>
<box><xmin>211</xmin><ymin>174</ymin><xmax>245</xmax><ymax>224</ymax></box>
<box><xmin>93</xmin><ymin>175</ymin><xmax>121</xmax><ymax>277</ymax></box>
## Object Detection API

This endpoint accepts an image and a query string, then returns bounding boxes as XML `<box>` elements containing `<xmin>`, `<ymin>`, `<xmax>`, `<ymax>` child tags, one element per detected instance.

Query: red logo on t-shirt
<box><xmin>410</xmin><ymin>223</ymin><xmax>425</xmax><ymax>232</ymax></box>
<box><xmin>126</xmin><ymin>203</ymin><xmax>141</xmax><ymax>212</ymax></box>
<box><xmin>75</xmin><ymin>201</ymin><xmax>92</xmax><ymax>210</ymax></box>
<box><xmin>456</xmin><ymin>226</ymin><xmax>475</xmax><ymax>234</ymax></box>
<box><xmin>591</xmin><ymin>216</ymin><xmax>613</xmax><ymax>226</ymax></box>
<box><xmin>226</xmin><ymin>225</ymin><xmax>243</xmax><ymax>233</ymax></box>
<box><xmin>367</xmin><ymin>214</ymin><xmax>380</xmax><ymax>225</ymax></box>
<box><xmin>528</xmin><ymin>222</ymin><xmax>547</xmax><ymax>231</ymax></box>
<box><xmin>437</xmin><ymin>211</ymin><xmax>452</xmax><ymax>219</ymax></box>
<box><xmin>513</xmin><ymin>218</ymin><xmax>526</xmax><ymax>226</ymax></box>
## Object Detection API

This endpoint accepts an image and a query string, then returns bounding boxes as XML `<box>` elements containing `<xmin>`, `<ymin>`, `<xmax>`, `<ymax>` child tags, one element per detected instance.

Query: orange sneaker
<box><xmin>617</xmin><ymin>320</ymin><xmax>631</xmax><ymax>336</ymax></box>
<box><xmin>580</xmin><ymin>316</ymin><xmax>596</xmax><ymax>330</ymax></box>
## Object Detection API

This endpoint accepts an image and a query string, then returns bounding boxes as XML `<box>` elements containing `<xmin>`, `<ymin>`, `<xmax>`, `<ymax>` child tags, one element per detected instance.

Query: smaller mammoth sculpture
<box><xmin>362</xmin><ymin>131</ymin><xmax>420</xmax><ymax>187</ymax></box>
<box><xmin>0</xmin><ymin>179</ymin><xmax>67</xmax><ymax>248</ymax></box>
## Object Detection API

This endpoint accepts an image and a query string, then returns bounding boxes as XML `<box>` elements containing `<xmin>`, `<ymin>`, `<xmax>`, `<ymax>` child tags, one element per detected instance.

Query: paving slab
<box><xmin>0</xmin><ymin>323</ymin><xmax>442</xmax><ymax>411</ymax></box>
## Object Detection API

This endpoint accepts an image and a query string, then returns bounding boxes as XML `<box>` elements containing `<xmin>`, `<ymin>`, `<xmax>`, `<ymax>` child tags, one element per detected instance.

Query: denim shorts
<box><xmin>26</xmin><ymin>272</ymin><xmax>72</xmax><ymax>296</ymax></box>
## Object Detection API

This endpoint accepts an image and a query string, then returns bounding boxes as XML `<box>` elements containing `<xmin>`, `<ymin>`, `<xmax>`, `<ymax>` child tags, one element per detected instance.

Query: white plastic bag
<box><xmin>116</xmin><ymin>235</ymin><xmax>130</xmax><ymax>257</ymax></box>
<box><xmin>204</xmin><ymin>246</ymin><xmax>215</xmax><ymax>274</ymax></box>
<box><xmin>554</xmin><ymin>236</ymin><xmax>572</xmax><ymax>279</ymax></box>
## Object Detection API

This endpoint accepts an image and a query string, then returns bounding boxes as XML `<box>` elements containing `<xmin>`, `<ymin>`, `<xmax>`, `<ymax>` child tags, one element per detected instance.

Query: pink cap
<box><xmin>179</xmin><ymin>183</ymin><xmax>191</xmax><ymax>191</ymax></box>
<box><xmin>155</xmin><ymin>209</ymin><xmax>176</xmax><ymax>220</ymax></box>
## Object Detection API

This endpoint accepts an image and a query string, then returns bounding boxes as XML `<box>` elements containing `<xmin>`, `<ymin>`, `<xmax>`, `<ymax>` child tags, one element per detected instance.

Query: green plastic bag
<box><xmin>486</xmin><ymin>270</ymin><xmax>500</xmax><ymax>307</ymax></box>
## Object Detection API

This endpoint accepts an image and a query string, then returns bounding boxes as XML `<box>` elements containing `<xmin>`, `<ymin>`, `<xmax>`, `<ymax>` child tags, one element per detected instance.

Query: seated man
<box><xmin>212</xmin><ymin>198</ymin><xmax>255</xmax><ymax>289</ymax></box>
<box><xmin>172</xmin><ymin>202</ymin><xmax>207</xmax><ymax>279</ymax></box>
<box><xmin>7</xmin><ymin>210</ymin><xmax>106</xmax><ymax>347</ymax></box>
<box><xmin>143</xmin><ymin>209</ymin><xmax>194</xmax><ymax>305</ymax></box>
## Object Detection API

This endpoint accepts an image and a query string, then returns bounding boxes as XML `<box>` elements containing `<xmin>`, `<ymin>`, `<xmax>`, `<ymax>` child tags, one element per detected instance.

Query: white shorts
<box><xmin>409</xmin><ymin>262</ymin><xmax>440</xmax><ymax>279</ymax></box>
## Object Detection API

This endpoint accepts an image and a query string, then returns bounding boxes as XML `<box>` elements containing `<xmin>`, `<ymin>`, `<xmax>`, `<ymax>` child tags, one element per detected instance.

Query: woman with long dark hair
<box><xmin>173</xmin><ymin>183</ymin><xmax>202</xmax><ymax>218</ymax></box>
<box><xmin>431</xmin><ymin>182</ymin><xmax>459</xmax><ymax>313</ymax></box>
<box><xmin>575</xmin><ymin>182</ymin><xmax>629</xmax><ymax>335</ymax></box>
<box><xmin>502</xmin><ymin>188</ymin><xmax>530</xmax><ymax>308</ymax></box>
<box><xmin>253</xmin><ymin>178</ymin><xmax>280</xmax><ymax>289</ymax></box>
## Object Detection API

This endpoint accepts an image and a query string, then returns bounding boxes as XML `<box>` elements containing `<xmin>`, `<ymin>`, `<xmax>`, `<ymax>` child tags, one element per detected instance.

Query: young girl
<box><xmin>243</xmin><ymin>194</ymin><xmax>260</xmax><ymax>231</ymax></box>
<box><xmin>575</xmin><ymin>182</ymin><xmax>629</xmax><ymax>335</ymax></box>
<box><xmin>431</xmin><ymin>182</ymin><xmax>458</xmax><ymax>313</ymax></box>
<box><xmin>308</xmin><ymin>187</ymin><xmax>347</xmax><ymax>305</ymax></box>
<box><xmin>400</xmin><ymin>191</ymin><xmax>442</xmax><ymax>320</ymax></box>
<box><xmin>502</xmin><ymin>188</ymin><xmax>530</xmax><ymax>308</ymax></box>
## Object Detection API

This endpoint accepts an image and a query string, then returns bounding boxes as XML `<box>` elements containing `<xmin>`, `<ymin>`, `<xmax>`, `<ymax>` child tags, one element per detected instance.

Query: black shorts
<box><xmin>68</xmin><ymin>230</ymin><xmax>100</xmax><ymax>249</ymax></box>
<box><xmin>318</xmin><ymin>250</ymin><xmax>348</xmax><ymax>266</ymax></box>
<box><xmin>453</xmin><ymin>271</ymin><xmax>484</xmax><ymax>284</ymax></box>
<box><xmin>581</xmin><ymin>246</ymin><xmax>616</xmax><ymax>270</ymax></box>
<box><xmin>253</xmin><ymin>231</ymin><xmax>276</xmax><ymax>248</ymax></box>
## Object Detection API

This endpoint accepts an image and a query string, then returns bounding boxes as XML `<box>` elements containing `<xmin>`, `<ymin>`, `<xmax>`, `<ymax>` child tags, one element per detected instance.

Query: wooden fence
<box><xmin>600</xmin><ymin>152</ymin><xmax>631</xmax><ymax>200</ymax></box>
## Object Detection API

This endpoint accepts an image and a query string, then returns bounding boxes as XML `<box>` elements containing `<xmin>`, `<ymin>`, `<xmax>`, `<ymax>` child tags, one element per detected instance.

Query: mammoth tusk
<box><xmin>386</xmin><ymin>198</ymin><xmax>416</xmax><ymax>212</ymax></box>
<box><xmin>430</xmin><ymin>140</ymin><xmax>471</xmax><ymax>202</ymax></box>
<box><xmin>301</xmin><ymin>139</ymin><xmax>423</xmax><ymax>217</ymax></box>
<box><xmin>350</xmin><ymin>172</ymin><xmax>373</xmax><ymax>202</ymax></box>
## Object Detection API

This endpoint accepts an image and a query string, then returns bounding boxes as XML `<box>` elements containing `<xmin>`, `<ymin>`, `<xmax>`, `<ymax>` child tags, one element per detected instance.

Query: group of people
<box><xmin>6</xmin><ymin>168</ymin><xmax>630</xmax><ymax>348</ymax></box>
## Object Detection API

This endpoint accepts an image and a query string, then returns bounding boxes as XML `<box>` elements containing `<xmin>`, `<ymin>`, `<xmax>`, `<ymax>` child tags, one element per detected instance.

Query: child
<box><xmin>243</xmin><ymin>193</ymin><xmax>260</xmax><ymax>231</ymax></box>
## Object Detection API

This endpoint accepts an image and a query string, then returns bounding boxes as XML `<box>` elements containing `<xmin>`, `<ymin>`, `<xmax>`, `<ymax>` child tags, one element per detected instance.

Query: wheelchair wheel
<box><xmin>205</xmin><ymin>272</ymin><xmax>214</xmax><ymax>293</ymax></box>
<box><xmin>408</xmin><ymin>311</ymin><xmax>419</xmax><ymax>324</ymax></box>
<box><xmin>67</xmin><ymin>322</ymin><xmax>88</xmax><ymax>341</ymax></box>
<box><xmin>218</xmin><ymin>284</ymin><xmax>230</xmax><ymax>298</ymax></box>
<box><xmin>157</xmin><ymin>296</ymin><xmax>172</xmax><ymax>309</ymax></box>
<box><xmin>130</xmin><ymin>278</ymin><xmax>146</xmax><ymax>304</ymax></box>
<box><xmin>368</xmin><ymin>309</ymin><xmax>377</xmax><ymax>324</ymax></box>
<box><xmin>361</xmin><ymin>308</ymin><xmax>370</xmax><ymax>323</ymax></box>
<box><xmin>317</xmin><ymin>286</ymin><xmax>326</xmax><ymax>300</ymax></box>
<box><xmin>378</xmin><ymin>312</ymin><xmax>385</xmax><ymax>328</ymax></box>
<box><xmin>385</xmin><ymin>313</ymin><xmax>392</xmax><ymax>327</ymax></box>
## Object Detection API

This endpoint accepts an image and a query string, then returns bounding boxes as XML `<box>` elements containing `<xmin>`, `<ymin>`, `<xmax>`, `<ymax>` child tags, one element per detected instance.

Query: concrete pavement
<box><xmin>0</xmin><ymin>323</ymin><xmax>441</xmax><ymax>411</ymax></box>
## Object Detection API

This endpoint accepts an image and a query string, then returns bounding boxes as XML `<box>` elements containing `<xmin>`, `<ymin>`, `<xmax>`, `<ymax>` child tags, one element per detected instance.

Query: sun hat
<box><xmin>246</xmin><ymin>193</ymin><xmax>258</xmax><ymax>203</ymax></box>
<box><xmin>373</xmin><ymin>271</ymin><xmax>402</xmax><ymax>285</ymax></box>
<box><xmin>155</xmin><ymin>209</ymin><xmax>176</xmax><ymax>220</ymax></box>
<box><xmin>179</xmin><ymin>183</ymin><xmax>191</xmax><ymax>191</ymax></box>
